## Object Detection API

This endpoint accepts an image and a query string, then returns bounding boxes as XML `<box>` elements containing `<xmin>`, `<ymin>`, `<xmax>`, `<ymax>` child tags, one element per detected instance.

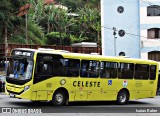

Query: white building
<box><xmin>101</xmin><ymin>0</ymin><xmax>160</xmax><ymax>61</ymax></box>
<box><xmin>140</xmin><ymin>0</ymin><xmax>160</xmax><ymax>61</ymax></box>
<box><xmin>101</xmin><ymin>0</ymin><xmax>140</xmax><ymax>58</ymax></box>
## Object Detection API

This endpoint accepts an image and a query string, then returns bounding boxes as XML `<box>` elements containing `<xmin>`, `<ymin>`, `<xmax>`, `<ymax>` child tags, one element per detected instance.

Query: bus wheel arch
<box><xmin>117</xmin><ymin>88</ymin><xmax>130</xmax><ymax>105</ymax></box>
<box><xmin>51</xmin><ymin>87</ymin><xmax>69</xmax><ymax>106</ymax></box>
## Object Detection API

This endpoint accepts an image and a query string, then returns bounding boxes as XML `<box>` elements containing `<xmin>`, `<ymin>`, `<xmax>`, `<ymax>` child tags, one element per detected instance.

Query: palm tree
<box><xmin>76</xmin><ymin>6</ymin><xmax>101</xmax><ymax>43</ymax></box>
<box><xmin>28</xmin><ymin>0</ymin><xmax>101</xmax><ymax>45</ymax></box>
<box><xmin>56</xmin><ymin>8</ymin><xmax>76</xmax><ymax>45</ymax></box>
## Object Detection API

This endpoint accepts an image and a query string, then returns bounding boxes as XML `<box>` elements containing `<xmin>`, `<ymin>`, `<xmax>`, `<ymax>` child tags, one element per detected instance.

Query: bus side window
<box><xmin>134</xmin><ymin>64</ymin><xmax>149</xmax><ymax>80</ymax></box>
<box><xmin>80</xmin><ymin>60</ymin><xmax>99</xmax><ymax>78</ymax></box>
<box><xmin>67</xmin><ymin>59</ymin><xmax>80</xmax><ymax>77</ymax></box>
<box><xmin>118</xmin><ymin>63</ymin><xmax>134</xmax><ymax>79</ymax></box>
<box><xmin>150</xmin><ymin>65</ymin><xmax>157</xmax><ymax>80</ymax></box>
<box><xmin>58</xmin><ymin>58</ymin><xmax>80</xmax><ymax>77</ymax></box>
<box><xmin>81</xmin><ymin>63</ymin><xmax>88</xmax><ymax>77</ymax></box>
<box><xmin>100</xmin><ymin>61</ymin><xmax>117</xmax><ymax>78</ymax></box>
<box><xmin>101</xmin><ymin>68</ymin><xmax>110</xmax><ymax>78</ymax></box>
<box><xmin>36</xmin><ymin>60</ymin><xmax>53</xmax><ymax>76</ymax></box>
<box><xmin>52</xmin><ymin>60</ymin><xmax>62</xmax><ymax>76</ymax></box>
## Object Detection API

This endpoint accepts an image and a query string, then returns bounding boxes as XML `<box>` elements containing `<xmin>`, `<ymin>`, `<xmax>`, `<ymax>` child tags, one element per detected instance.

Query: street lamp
<box><xmin>113</xmin><ymin>27</ymin><xmax>117</xmax><ymax>56</ymax></box>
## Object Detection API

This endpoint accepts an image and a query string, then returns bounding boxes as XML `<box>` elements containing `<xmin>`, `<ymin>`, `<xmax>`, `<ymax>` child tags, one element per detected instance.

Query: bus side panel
<box><xmin>36</xmin><ymin>91</ymin><xmax>48</xmax><ymax>100</ymax></box>
<box><xmin>31</xmin><ymin>91</ymin><xmax>36</xmax><ymax>100</ymax></box>
<box><xmin>32</xmin><ymin>79</ymin><xmax>55</xmax><ymax>101</ymax></box>
<box><xmin>100</xmin><ymin>79</ymin><xmax>117</xmax><ymax>101</ymax></box>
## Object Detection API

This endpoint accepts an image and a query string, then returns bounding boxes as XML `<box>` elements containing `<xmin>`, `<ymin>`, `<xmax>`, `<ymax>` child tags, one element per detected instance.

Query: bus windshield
<box><xmin>7</xmin><ymin>58</ymin><xmax>33</xmax><ymax>80</ymax></box>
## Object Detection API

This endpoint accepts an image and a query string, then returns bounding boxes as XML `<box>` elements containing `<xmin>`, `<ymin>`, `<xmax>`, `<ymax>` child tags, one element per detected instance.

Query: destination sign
<box><xmin>12</xmin><ymin>50</ymin><xmax>34</xmax><ymax>58</ymax></box>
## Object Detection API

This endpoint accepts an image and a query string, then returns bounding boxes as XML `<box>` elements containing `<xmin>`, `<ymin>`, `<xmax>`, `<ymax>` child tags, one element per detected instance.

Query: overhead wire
<box><xmin>101</xmin><ymin>0</ymin><xmax>160</xmax><ymax>42</ymax></box>
<box><xmin>101</xmin><ymin>26</ymin><xmax>148</xmax><ymax>39</ymax></box>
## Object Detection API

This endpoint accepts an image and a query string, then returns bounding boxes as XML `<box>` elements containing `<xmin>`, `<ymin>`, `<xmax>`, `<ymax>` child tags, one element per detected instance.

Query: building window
<box><xmin>147</xmin><ymin>5</ymin><xmax>160</xmax><ymax>16</ymax></box>
<box><xmin>117</xmin><ymin>6</ymin><xmax>124</xmax><ymax>13</ymax></box>
<box><xmin>147</xmin><ymin>28</ymin><xmax>160</xmax><ymax>39</ymax></box>
<box><xmin>119</xmin><ymin>52</ymin><xmax>125</xmax><ymax>56</ymax></box>
<box><xmin>148</xmin><ymin>51</ymin><xmax>160</xmax><ymax>61</ymax></box>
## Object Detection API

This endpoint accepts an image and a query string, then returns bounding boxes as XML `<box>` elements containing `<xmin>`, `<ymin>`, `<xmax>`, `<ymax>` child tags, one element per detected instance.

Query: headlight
<box><xmin>24</xmin><ymin>85</ymin><xmax>30</xmax><ymax>92</ymax></box>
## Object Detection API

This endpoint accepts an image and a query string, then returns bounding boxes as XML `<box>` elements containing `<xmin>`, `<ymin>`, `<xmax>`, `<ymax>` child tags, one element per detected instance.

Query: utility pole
<box><xmin>113</xmin><ymin>27</ymin><xmax>117</xmax><ymax>56</ymax></box>
<box><xmin>4</xmin><ymin>24</ymin><xmax>8</xmax><ymax>62</ymax></box>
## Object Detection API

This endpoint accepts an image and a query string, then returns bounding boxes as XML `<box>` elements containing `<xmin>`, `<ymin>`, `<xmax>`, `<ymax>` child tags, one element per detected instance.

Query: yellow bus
<box><xmin>5</xmin><ymin>48</ymin><xmax>159</xmax><ymax>106</ymax></box>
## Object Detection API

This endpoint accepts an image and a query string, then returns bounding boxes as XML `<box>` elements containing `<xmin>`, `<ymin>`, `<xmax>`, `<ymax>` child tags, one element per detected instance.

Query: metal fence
<box><xmin>0</xmin><ymin>44</ymin><xmax>102</xmax><ymax>59</ymax></box>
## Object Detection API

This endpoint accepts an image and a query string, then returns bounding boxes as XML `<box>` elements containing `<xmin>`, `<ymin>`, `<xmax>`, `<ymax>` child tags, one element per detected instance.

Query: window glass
<box><xmin>147</xmin><ymin>28</ymin><xmax>160</xmax><ymax>39</ymax></box>
<box><xmin>36</xmin><ymin>54</ymin><xmax>80</xmax><ymax>78</ymax></box>
<box><xmin>37</xmin><ymin>58</ymin><xmax>53</xmax><ymax>76</ymax></box>
<box><xmin>134</xmin><ymin>64</ymin><xmax>149</xmax><ymax>80</ymax></box>
<box><xmin>7</xmin><ymin>58</ymin><xmax>33</xmax><ymax>80</ymax></box>
<box><xmin>147</xmin><ymin>5</ymin><xmax>160</xmax><ymax>16</ymax></box>
<box><xmin>148</xmin><ymin>51</ymin><xmax>160</xmax><ymax>62</ymax></box>
<box><xmin>150</xmin><ymin>65</ymin><xmax>157</xmax><ymax>80</ymax></box>
<box><xmin>100</xmin><ymin>61</ymin><xmax>117</xmax><ymax>78</ymax></box>
<box><xmin>59</xmin><ymin>58</ymin><xmax>80</xmax><ymax>77</ymax></box>
<box><xmin>81</xmin><ymin>60</ymin><xmax>99</xmax><ymax>78</ymax></box>
<box><xmin>118</xmin><ymin>63</ymin><xmax>134</xmax><ymax>79</ymax></box>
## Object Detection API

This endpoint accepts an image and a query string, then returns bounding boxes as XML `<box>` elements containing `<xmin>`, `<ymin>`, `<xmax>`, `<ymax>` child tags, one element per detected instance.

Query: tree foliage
<box><xmin>0</xmin><ymin>0</ymin><xmax>24</xmax><ymax>43</ymax></box>
<box><xmin>0</xmin><ymin>0</ymin><xmax>47</xmax><ymax>44</ymax></box>
<box><xmin>0</xmin><ymin>0</ymin><xmax>101</xmax><ymax>46</ymax></box>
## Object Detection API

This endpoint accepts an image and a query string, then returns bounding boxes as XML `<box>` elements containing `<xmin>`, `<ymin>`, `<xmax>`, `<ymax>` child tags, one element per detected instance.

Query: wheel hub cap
<box><xmin>120</xmin><ymin>93</ymin><xmax>126</xmax><ymax>103</ymax></box>
<box><xmin>56</xmin><ymin>93</ymin><xmax>63</xmax><ymax>103</ymax></box>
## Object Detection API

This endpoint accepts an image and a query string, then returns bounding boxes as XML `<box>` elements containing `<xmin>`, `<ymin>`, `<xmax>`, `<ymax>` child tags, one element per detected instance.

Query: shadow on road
<box><xmin>8</xmin><ymin>100</ymin><xmax>149</xmax><ymax>107</ymax></box>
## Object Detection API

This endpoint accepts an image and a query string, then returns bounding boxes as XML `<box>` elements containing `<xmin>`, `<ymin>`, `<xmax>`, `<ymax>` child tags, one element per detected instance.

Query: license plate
<box><xmin>9</xmin><ymin>93</ymin><xmax>15</xmax><ymax>97</ymax></box>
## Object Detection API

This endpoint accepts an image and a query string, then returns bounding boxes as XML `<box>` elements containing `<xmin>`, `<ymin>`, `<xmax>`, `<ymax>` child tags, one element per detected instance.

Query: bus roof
<box><xmin>12</xmin><ymin>48</ymin><xmax>158</xmax><ymax>64</ymax></box>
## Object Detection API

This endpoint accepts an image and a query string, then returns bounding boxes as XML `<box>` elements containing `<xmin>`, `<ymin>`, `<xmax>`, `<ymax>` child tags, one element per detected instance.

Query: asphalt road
<box><xmin>0</xmin><ymin>93</ymin><xmax>160</xmax><ymax>114</ymax></box>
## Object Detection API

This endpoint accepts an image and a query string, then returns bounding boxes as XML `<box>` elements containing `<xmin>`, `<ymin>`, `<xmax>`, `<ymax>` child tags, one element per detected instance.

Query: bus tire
<box><xmin>117</xmin><ymin>90</ymin><xmax>129</xmax><ymax>105</ymax></box>
<box><xmin>52</xmin><ymin>90</ymin><xmax>67</xmax><ymax>106</ymax></box>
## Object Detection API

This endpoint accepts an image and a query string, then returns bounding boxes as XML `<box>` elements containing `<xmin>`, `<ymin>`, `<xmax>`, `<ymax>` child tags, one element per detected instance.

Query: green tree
<box><xmin>0</xmin><ymin>0</ymin><xmax>24</xmax><ymax>43</ymax></box>
<box><xmin>57</xmin><ymin>0</ymin><xmax>100</xmax><ymax>11</ymax></box>
<box><xmin>83</xmin><ymin>0</ymin><xmax>100</xmax><ymax>10</ymax></box>
<box><xmin>29</xmin><ymin>1</ymin><xmax>76</xmax><ymax>45</ymax></box>
<box><xmin>28</xmin><ymin>0</ymin><xmax>101</xmax><ymax>45</ymax></box>
<box><xmin>0</xmin><ymin>0</ymin><xmax>46</xmax><ymax>45</ymax></box>
<box><xmin>75</xmin><ymin>6</ymin><xmax>101</xmax><ymax>43</ymax></box>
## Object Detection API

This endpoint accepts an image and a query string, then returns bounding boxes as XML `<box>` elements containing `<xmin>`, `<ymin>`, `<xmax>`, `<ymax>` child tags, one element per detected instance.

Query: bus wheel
<box><xmin>52</xmin><ymin>90</ymin><xmax>67</xmax><ymax>106</ymax></box>
<box><xmin>117</xmin><ymin>90</ymin><xmax>129</xmax><ymax>105</ymax></box>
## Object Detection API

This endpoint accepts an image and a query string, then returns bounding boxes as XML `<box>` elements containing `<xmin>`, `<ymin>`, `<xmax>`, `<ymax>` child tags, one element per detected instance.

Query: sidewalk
<box><xmin>0</xmin><ymin>92</ymin><xmax>5</xmax><ymax>95</ymax></box>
